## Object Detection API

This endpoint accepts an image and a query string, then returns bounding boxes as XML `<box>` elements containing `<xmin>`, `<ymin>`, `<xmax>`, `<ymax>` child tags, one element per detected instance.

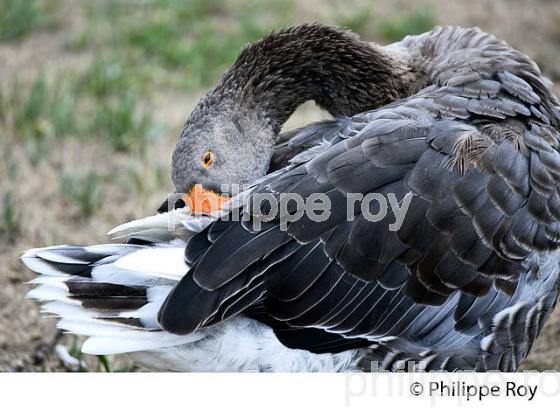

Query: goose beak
<box><xmin>182</xmin><ymin>184</ymin><xmax>231</xmax><ymax>214</ymax></box>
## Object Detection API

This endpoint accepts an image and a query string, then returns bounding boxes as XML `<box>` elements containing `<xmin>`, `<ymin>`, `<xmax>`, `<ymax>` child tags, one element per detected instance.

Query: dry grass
<box><xmin>1</xmin><ymin>0</ymin><xmax>559</xmax><ymax>371</ymax></box>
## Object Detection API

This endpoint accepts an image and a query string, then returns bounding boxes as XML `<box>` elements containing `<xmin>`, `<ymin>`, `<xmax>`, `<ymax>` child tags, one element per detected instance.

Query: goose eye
<box><xmin>201</xmin><ymin>150</ymin><xmax>214</xmax><ymax>168</ymax></box>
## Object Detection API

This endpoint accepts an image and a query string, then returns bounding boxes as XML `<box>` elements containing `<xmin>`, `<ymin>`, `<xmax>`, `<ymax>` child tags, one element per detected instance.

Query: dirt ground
<box><xmin>1</xmin><ymin>0</ymin><xmax>560</xmax><ymax>371</ymax></box>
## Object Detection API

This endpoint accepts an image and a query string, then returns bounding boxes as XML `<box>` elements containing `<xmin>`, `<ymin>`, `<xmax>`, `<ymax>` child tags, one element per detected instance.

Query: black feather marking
<box><xmin>405</xmin><ymin>274</ymin><xmax>448</xmax><ymax>305</ymax></box>
<box><xmin>272</xmin><ymin>325</ymin><xmax>372</xmax><ymax>354</ymax></box>
<box><xmin>66</xmin><ymin>281</ymin><xmax>146</xmax><ymax>298</ymax></box>
<box><xmin>265</xmin><ymin>241</ymin><xmax>331</xmax><ymax>302</ymax></box>
<box><xmin>416</xmin><ymin>239</ymin><xmax>455</xmax><ymax>295</ymax></box>
<box><xmin>159</xmin><ymin>259</ymin><xmax>267</xmax><ymax>335</ymax></box>
<box><xmin>288</xmin><ymin>188</ymin><xmax>353</xmax><ymax>243</ymax></box>
<box><xmin>300</xmin><ymin>278</ymin><xmax>370</xmax><ymax>327</ymax></box>
<box><xmin>185</xmin><ymin>226</ymin><xmax>213</xmax><ymax>265</ymax></box>
<box><xmin>44</xmin><ymin>261</ymin><xmax>94</xmax><ymax>277</ymax></box>
<box><xmin>377</xmin><ymin>260</ymin><xmax>410</xmax><ymax>289</ymax></box>
<box><xmin>192</xmin><ymin>223</ymin><xmax>291</xmax><ymax>290</ymax></box>
<box><xmin>318</xmin><ymin>280</ymin><xmax>383</xmax><ymax>329</ymax></box>
<box><xmin>434</xmin><ymin>251</ymin><xmax>479</xmax><ymax>289</ymax></box>
<box><xmin>78</xmin><ymin>297</ymin><xmax>147</xmax><ymax>311</ymax></box>
<box><xmin>265</xmin><ymin>263</ymin><xmax>346</xmax><ymax>322</ymax></box>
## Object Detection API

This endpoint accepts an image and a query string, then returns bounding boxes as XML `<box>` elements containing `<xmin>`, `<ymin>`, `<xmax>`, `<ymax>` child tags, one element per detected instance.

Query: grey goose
<box><xmin>23</xmin><ymin>24</ymin><xmax>560</xmax><ymax>371</ymax></box>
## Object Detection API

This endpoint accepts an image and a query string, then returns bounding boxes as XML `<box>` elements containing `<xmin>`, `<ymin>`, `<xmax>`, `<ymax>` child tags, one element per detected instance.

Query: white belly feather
<box><xmin>130</xmin><ymin>316</ymin><xmax>365</xmax><ymax>372</ymax></box>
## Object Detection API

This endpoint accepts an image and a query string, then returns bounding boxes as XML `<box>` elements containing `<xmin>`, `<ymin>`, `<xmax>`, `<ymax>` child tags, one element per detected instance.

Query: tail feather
<box><xmin>23</xmin><ymin>241</ymin><xmax>201</xmax><ymax>355</ymax></box>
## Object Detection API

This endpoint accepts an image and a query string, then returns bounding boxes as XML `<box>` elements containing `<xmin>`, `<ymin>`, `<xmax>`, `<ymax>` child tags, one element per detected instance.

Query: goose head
<box><xmin>172</xmin><ymin>23</ymin><xmax>419</xmax><ymax>212</ymax></box>
<box><xmin>171</xmin><ymin>99</ymin><xmax>274</xmax><ymax>200</ymax></box>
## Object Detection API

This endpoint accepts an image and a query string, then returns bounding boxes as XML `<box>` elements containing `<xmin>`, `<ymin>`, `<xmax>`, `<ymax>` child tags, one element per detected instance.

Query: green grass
<box><xmin>2</xmin><ymin>0</ymin><xmax>294</xmax><ymax>158</ymax></box>
<box><xmin>10</xmin><ymin>76</ymin><xmax>77</xmax><ymax>140</ymax></box>
<box><xmin>97</xmin><ymin>355</ymin><xmax>113</xmax><ymax>372</ymax></box>
<box><xmin>3</xmin><ymin>0</ymin><xmax>439</xmax><ymax>171</ymax></box>
<box><xmin>67</xmin><ymin>337</ymin><xmax>87</xmax><ymax>372</ymax></box>
<box><xmin>0</xmin><ymin>0</ymin><xmax>55</xmax><ymax>42</ymax></box>
<box><xmin>2</xmin><ymin>144</ymin><xmax>19</xmax><ymax>180</ymax></box>
<box><xmin>2</xmin><ymin>76</ymin><xmax>78</xmax><ymax>165</ymax></box>
<box><xmin>92</xmin><ymin>92</ymin><xmax>153</xmax><ymax>152</ymax></box>
<box><xmin>376</xmin><ymin>7</ymin><xmax>435</xmax><ymax>42</ymax></box>
<box><xmin>3</xmin><ymin>70</ymin><xmax>154</xmax><ymax>155</ymax></box>
<box><xmin>3</xmin><ymin>3</ymin><xmax>288</xmax><ymax>159</ymax></box>
<box><xmin>0</xmin><ymin>193</ymin><xmax>21</xmax><ymax>243</ymax></box>
<box><xmin>76</xmin><ymin>0</ymin><xmax>294</xmax><ymax>89</ymax></box>
<box><xmin>2</xmin><ymin>0</ymin><xmax>285</xmax><ymax>155</ymax></box>
<box><xmin>0</xmin><ymin>86</ymin><xmax>5</xmax><ymax>123</ymax></box>
<box><xmin>59</xmin><ymin>170</ymin><xmax>104</xmax><ymax>218</ymax></box>
<box><xmin>65</xmin><ymin>337</ymin><xmax>136</xmax><ymax>372</ymax></box>
<box><xmin>50</xmin><ymin>82</ymin><xmax>77</xmax><ymax>137</ymax></box>
<box><xmin>79</xmin><ymin>57</ymin><xmax>132</xmax><ymax>98</ymax></box>
<box><xmin>332</xmin><ymin>7</ymin><xmax>373</xmax><ymax>35</ymax></box>
<box><xmin>14</xmin><ymin>76</ymin><xmax>50</xmax><ymax>136</ymax></box>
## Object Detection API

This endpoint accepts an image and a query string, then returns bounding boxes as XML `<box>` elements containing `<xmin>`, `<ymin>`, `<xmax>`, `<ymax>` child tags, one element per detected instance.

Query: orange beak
<box><xmin>182</xmin><ymin>184</ymin><xmax>231</xmax><ymax>214</ymax></box>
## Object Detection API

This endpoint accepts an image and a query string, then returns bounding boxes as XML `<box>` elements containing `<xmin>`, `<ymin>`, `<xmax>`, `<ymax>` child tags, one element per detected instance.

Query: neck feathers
<box><xmin>211</xmin><ymin>24</ymin><xmax>419</xmax><ymax>133</ymax></box>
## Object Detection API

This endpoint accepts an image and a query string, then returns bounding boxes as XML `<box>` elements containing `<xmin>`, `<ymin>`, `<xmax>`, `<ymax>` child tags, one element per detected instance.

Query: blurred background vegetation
<box><xmin>1</xmin><ymin>0</ymin><xmax>559</xmax><ymax>371</ymax></box>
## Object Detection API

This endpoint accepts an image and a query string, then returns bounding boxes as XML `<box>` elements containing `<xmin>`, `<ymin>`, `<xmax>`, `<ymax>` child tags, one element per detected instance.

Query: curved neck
<box><xmin>208</xmin><ymin>24</ymin><xmax>420</xmax><ymax>133</ymax></box>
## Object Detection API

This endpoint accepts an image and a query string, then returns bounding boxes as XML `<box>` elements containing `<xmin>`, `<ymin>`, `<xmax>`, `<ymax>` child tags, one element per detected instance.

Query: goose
<box><xmin>23</xmin><ymin>24</ymin><xmax>560</xmax><ymax>372</ymax></box>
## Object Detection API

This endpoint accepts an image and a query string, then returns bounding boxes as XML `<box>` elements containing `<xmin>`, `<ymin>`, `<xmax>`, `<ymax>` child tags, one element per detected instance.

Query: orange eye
<box><xmin>201</xmin><ymin>150</ymin><xmax>214</xmax><ymax>169</ymax></box>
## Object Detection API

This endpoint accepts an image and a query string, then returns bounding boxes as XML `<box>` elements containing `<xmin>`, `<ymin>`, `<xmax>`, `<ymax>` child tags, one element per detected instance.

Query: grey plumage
<box><xmin>159</xmin><ymin>25</ymin><xmax>560</xmax><ymax>371</ymax></box>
